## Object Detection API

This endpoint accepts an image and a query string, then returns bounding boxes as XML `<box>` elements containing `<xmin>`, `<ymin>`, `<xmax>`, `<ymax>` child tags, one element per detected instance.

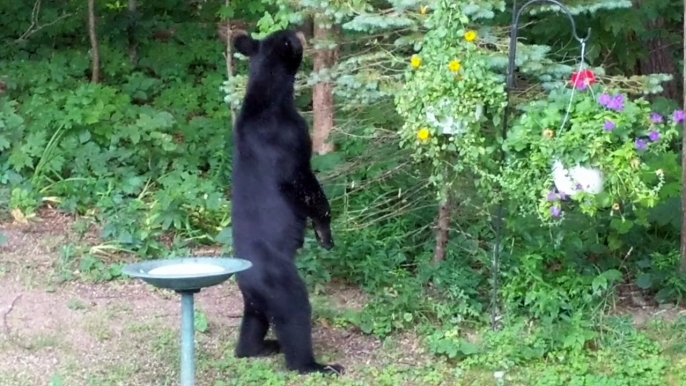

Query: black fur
<box><xmin>230</xmin><ymin>29</ymin><xmax>343</xmax><ymax>376</ymax></box>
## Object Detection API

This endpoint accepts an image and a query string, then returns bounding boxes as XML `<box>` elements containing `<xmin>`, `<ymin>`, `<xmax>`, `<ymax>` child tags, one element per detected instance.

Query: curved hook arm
<box><xmin>506</xmin><ymin>0</ymin><xmax>591</xmax><ymax>91</ymax></box>
<box><xmin>516</xmin><ymin>0</ymin><xmax>591</xmax><ymax>43</ymax></box>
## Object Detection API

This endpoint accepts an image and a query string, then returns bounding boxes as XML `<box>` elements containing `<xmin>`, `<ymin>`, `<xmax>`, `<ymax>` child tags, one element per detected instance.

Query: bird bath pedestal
<box><xmin>122</xmin><ymin>257</ymin><xmax>252</xmax><ymax>386</ymax></box>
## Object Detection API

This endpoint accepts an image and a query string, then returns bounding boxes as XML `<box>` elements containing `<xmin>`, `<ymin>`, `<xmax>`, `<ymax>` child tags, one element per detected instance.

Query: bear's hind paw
<box><xmin>295</xmin><ymin>363</ymin><xmax>345</xmax><ymax>376</ymax></box>
<box><xmin>235</xmin><ymin>339</ymin><xmax>281</xmax><ymax>358</ymax></box>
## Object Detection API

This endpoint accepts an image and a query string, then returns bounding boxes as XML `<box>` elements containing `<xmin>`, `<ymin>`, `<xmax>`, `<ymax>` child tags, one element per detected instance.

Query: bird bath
<box><xmin>122</xmin><ymin>257</ymin><xmax>252</xmax><ymax>386</ymax></box>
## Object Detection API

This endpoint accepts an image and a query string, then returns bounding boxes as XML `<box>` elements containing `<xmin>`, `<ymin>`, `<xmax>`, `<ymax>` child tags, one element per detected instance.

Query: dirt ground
<box><xmin>0</xmin><ymin>211</ymin><xmax>431</xmax><ymax>386</ymax></box>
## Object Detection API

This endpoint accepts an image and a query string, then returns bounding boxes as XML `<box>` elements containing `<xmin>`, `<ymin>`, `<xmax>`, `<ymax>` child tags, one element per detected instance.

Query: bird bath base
<box><xmin>122</xmin><ymin>257</ymin><xmax>252</xmax><ymax>386</ymax></box>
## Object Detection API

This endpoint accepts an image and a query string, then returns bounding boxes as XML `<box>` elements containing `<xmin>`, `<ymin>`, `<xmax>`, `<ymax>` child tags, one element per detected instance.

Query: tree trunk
<box><xmin>433</xmin><ymin>189</ymin><xmax>452</xmax><ymax>265</ymax></box>
<box><xmin>87</xmin><ymin>0</ymin><xmax>100</xmax><ymax>83</ymax></box>
<box><xmin>311</xmin><ymin>16</ymin><xmax>339</xmax><ymax>155</ymax></box>
<box><xmin>127</xmin><ymin>0</ymin><xmax>137</xmax><ymax>64</ymax></box>
<box><xmin>680</xmin><ymin>0</ymin><xmax>686</xmax><ymax>273</ymax></box>
<box><xmin>635</xmin><ymin>2</ymin><xmax>680</xmax><ymax>103</ymax></box>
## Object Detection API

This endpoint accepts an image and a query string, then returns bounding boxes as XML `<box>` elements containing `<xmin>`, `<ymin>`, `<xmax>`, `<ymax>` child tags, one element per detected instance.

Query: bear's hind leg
<box><xmin>270</xmin><ymin>276</ymin><xmax>344</xmax><ymax>375</ymax></box>
<box><xmin>235</xmin><ymin>299</ymin><xmax>281</xmax><ymax>358</ymax></box>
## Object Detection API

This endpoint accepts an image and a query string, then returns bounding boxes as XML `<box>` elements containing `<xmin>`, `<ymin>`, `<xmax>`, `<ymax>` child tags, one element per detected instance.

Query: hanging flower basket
<box><xmin>501</xmin><ymin>72</ymin><xmax>682</xmax><ymax>222</ymax></box>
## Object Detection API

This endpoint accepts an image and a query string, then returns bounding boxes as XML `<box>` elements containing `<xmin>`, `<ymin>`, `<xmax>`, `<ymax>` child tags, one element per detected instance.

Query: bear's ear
<box><xmin>233</xmin><ymin>33</ymin><xmax>259</xmax><ymax>57</ymax></box>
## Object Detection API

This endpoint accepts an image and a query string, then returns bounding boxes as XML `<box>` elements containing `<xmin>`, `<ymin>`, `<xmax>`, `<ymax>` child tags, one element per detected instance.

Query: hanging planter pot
<box><xmin>551</xmin><ymin>159</ymin><xmax>604</xmax><ymax>197</ymax></box>
<box><xmin>426</xmin><ymin>108</ymin><xmax>464</xmax><ymax>135</ymax></box>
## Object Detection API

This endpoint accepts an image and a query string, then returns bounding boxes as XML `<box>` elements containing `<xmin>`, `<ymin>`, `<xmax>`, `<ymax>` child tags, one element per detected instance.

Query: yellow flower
<box><xmin>420</xmin><ymin>5</ymin><xmax>428</xmax><ymax>14</ymax></box>
<box><xmin>542</xmin><ymin>129</ymin><xmax>555</xmax><ymax>139</ymax></box>
<box><xmin>464</xmin><ymin>30</ymin><xmax>478</xmax><ymax>43</ymax></box>
<box><xmin>448</xmin><ymin>60</ymin><xmax>461</xmax><ymax>72</ymax></box>
<box><xmin>411</xmin><ymin>55</ymin><xmax>422</xmax><ymax>68</ymax></box>
<box><xmin>630</xmin><ymin>158</ymin><xmax>641</xmax><ymax>169</ymax></box>
<box><xmin>417</xmin><ymin>128</ymin><xmax>430</xmax><ymax>142</ymax></box>
<box><xmin>612</xmin><ymin>203</ymin><xmax>621</xmax><ymax>211</ymax></box>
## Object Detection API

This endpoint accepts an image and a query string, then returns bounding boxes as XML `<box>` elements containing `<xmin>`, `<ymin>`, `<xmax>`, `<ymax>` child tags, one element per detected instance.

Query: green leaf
<box><xmin>608</xmin><ymin>234</ymin><xmax>623</xmax><ymax>250</ymax></box>
<box><xmin>610</xmin><ymin>218</ymin><xmax>633</xmax><ymax>234</ymax></box>
<box><xmin>122</xmin><ymin>176</ymin><xmax>144</xmax><ymax>195</ymax></box>
<box><xmin>217</xmin><ymin>5</ymin><xmax>235</xmax><ymax>20</ymax></box>
<box><xmin>459</xmin><ymin>340</ymin><xmax>479</xmax><ymax>356</ymax></box>
<box><xmin>0</xmin><ymin>134</ymin><xmax>10</xmax><ymax>150</ymax></box>
<box><xmin>8</xmin><ymin>149</ymin><xmax>32</xmax><ymax>171</ymax></box>
<box><xmin>635</xmin><ymin>273</ymin><xmax>653</xmax><ymax>289</ymax></box>
<box><xmin>79</xmin><ymin>130</ymin><xmax>91</xmax><ymax>144</ymax></box>
<box><xmin>195</xmin><ymin>310</ymin><xmax>209</xmax><ymax>333</ymax></box>
<box><xmin>648</xmin><ymin>197</ymin><xmax>680</xmax><ymax>227</ymax></box>
<box><xmin>216</xmin><ymin>227</ymin><xmax>233</xmax><ymax>246</ymax></box>
<box><xmin>49</xmin><ymin>375</ymin><xmax>65</xmax><ymax>386</ymax></box>
<box><xmin>118</xmin><ymin>232</ymin><xmax>134</xmax><ymax>245</ymax></box>
<box><xmin>312</xmin><ymin>153</ymin><xmax>345</xmax><ymax>173</ymax></box>
<box><xmin>592</xmin><ymin>275</ymin><xmax>608</xmax><ymax>293</ymax></box>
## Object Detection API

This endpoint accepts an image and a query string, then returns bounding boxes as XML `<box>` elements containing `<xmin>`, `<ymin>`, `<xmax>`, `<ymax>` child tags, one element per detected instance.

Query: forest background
<box><xmin>1</xmin><ymin>0</ymin><xmax>686</xmax><ymax>384</ymax></box>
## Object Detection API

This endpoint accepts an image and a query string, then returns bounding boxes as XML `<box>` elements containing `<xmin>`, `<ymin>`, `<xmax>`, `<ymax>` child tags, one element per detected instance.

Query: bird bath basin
<box><xmin>123</xmin><ymin>257</ymin><xmax>252</xmax><ymax>386</ymax></box>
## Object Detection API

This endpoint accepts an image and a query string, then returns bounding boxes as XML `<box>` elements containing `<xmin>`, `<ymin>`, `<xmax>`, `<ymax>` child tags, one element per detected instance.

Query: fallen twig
<box><xmin>2</xmin><ymin>294</ymin><xmax>22</xmax><ymax>332</ymax></box>
<box><xmin>2</xmin><ymin>294</ymin><xmax>30</xmax><ymax>349</ymax></box>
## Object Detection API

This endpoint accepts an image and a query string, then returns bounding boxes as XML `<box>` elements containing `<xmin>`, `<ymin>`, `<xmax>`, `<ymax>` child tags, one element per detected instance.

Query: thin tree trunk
<box><xmin>680</xmin><ymin>0</ymin><xmax>686</xmax><ymax>273</ymax></box>
<box><xmin>127</xmin><ymin>0</ymin><xmax>137</xmax><ymax>64</ymax></box>
<box><xmin>87</xmin><ymin>0</ymin><xmax>100</xmax><ymax>83</ymax></box>
<box><xmin>311</xmin><ymin>16</ymin><xmax>339</xmax><ymax>155</ymax></box>
<box><xmin>635</xmin><ymin>1</ymin><xmax>680</xmax><ymax>103</ymax></box>
<box><xmin>224</xmin><ymin>0</ymin><xmax>236</xmax><ymax>123</ymax></box>
<box><xmin>433</xmin><ymin>188</ymin><xmax>452</xmax><ymax>265</ymax></box>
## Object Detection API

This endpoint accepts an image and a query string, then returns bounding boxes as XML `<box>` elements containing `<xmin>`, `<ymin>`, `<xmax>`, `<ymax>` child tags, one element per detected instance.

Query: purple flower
<box><xmin>598</xmin><ymin>93</ymin><xmax>612</xmax><ymax>107</ymax></box>
<box><xmin>547</xmin><ymin>190</ymin><xmax>558</xmax><ymax>202</ymax></box>
<box><xmin>604</xmin><ymin>121</ymin><xmax>616</xmax><ymax>132</ymax></box>
<box><xmin>576</xmin><ymin>183</ymin><xmax>583</xmax><ymax>191</ymax></box>
<box><xmin>650</xmin><ymin>113</ymin><xmax>663</xmax><ymax>124</ymax></box>
<box><xmin>635</xmin><ymin>138</ymin><xmax>647</xmax><ymax>151</ymax></box>
<box><xmin>673</xmin><ymin>110</ymin><xmax>685</xmax><ymax>124</ymax></box>
<box><xmin>648</xmin><ymin>130</ymin><xmax>660</xmax><ymax>142</ymax></box>
<box><xmin>558</xmin><ymin>191</ymin><xmax>568</xmax><ymax>200</ymax></box>
<box><xmin>608</xmin><ymin>95</ymin><xmax>625</xmax><ymax>112</ymax></box>
<box><xmin>550</xmin><ymin>206</ymin><xmax>562</xmax><ymax>218</ymax></box>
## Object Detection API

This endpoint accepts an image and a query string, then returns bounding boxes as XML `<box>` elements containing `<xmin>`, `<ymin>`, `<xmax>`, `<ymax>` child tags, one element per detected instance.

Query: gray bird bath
<box><xmin>122</xmin><ymin>257</ymin><xmax>252</xmax><ymax>386</ymax></box>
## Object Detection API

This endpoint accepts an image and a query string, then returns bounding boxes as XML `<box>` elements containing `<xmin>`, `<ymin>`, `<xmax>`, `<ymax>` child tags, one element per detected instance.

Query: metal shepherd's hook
<box><xmin>490</xmin><ymin>0</ymin><xmax>591</xmax><ymax>330</ymax></box>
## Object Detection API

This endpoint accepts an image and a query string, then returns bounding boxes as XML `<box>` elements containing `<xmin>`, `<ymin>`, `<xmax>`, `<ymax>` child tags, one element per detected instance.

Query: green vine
<box><xmin>394</xmin><ymin>0</ymin><xmax>507</xmax><ymax>201</ymax></box>
<box><xmin>503</xmin><ymin>86</ymin><xmax>682</xmax><ymax>223</ymax></box>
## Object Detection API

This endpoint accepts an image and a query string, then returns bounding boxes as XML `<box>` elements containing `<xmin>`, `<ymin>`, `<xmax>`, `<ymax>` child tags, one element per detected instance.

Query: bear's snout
<box><xmin>295</xmin><ymin>31</ymin><xmax>307</xmax><ymax>49</ymax></box>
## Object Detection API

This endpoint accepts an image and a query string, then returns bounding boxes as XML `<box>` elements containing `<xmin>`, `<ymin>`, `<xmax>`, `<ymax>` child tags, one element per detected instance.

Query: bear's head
<box><xmin>233</xmin><ymin>29</ymin><xmax>306</xmax><ymax>78</ymax></box>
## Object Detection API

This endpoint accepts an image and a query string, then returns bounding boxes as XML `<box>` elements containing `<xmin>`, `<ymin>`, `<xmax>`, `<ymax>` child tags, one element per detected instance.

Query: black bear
<box><xmin>230</xmin><ymin>29</ymin><xmax>344</xmax><ymax>376</ymax></box>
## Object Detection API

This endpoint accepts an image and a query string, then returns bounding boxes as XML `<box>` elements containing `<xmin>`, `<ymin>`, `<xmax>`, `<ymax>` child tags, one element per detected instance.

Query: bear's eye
<box><xmin>284</xmin><ymin>39</ymin><xmax>291</xmax><ymax>47</ymax></box>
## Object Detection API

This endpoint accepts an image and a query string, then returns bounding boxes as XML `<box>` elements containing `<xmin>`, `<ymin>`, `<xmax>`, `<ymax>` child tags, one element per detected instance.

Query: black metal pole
<box><xmin>490</xmin><ymin>0</ymin><xmax>590</xmax><ymax>330</ymax></box>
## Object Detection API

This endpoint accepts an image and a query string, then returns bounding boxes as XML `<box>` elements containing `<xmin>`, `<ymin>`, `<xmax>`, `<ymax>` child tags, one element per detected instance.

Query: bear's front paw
<box><xmin>313</xmin><ymin>223</ymin><xmax>334</xmax><ymax>250</ymax></box>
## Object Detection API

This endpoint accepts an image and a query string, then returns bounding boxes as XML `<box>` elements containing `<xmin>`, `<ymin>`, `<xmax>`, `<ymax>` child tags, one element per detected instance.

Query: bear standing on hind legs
<box><xmin>229</xmin><ymin>29</ymin><xmax>344</xmax><ymax>376</ymax></box>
